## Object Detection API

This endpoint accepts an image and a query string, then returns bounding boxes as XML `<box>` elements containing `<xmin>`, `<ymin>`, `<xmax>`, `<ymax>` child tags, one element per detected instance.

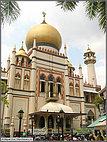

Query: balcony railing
<box><xmin>46</xmin><ymin>91</ymin><xmax>59</xmax><ymax>102</ymax></box>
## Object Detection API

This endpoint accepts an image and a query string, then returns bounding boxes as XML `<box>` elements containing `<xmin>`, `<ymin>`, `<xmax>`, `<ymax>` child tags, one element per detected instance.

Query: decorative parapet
<box><xmin>28</xmin><ymin>46</ymin><xmax>65</xmax><ymax>57</ymax></box>
<box><xmin>84</xmin><ymin>83</ymin><xmax>93</xmax><ymax>87</ymax></box>
<box><xmin>68</xmin><ymin>73</ymin><xmax>79</xmax><ymax>78</ymax></box>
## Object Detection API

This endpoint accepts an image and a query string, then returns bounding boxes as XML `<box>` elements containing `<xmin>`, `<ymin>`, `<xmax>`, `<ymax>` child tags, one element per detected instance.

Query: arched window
<box><xmin>69</xmin><ymin>83</ymin><xmax>73</xmax><ymax>96</ymax></box>
<box><xmin>86</xmin><ymin>95</ymin><xmax>89</xmax><ymax>103</ymax></box>
<box><xmin>48</xmin><ymin>75</ymin><xmax>54</xmax><ymax>81</ymax></box>
<box><xmin>24</xmin><ymin>75</ymin><xmax>29</xmax><ymax>90</ymax></box>
<box><xmin>15</xmin><ymin>73</ymin><xmax>21</xmax><ymax>89</ymax></box>
<box><xmin>66</xmin><ymin>117</ymin><xmax>71</xmax><ymax>128</ymax></box>
<box><xmin>56</xmin><ymin>77</ymin><xmax>61</xmax><ymax>95</ymax></box>
<box><xmin>87</xmin><ymin>110</ymin><xmax>94</xmax><ymax>125</ymax></box>
<box><xmin>39</xmin><ymin>116</ymin><xmax>45</xmax><ymax>128</ymax></box>
<box><xmin>16</xmin><ymin>57</ymin><xmax>19</xmax><ymax>65</ymax></box>
<box><xmin>48</xmin><ymin>115</ymin><xmax>54</xmax><ymax>128</ymax></box>
<box><xmin>48</xmin><ymin>75</ymin><xmax>55</xmax><ymax>97</ymax></box>
<box><xmin>21</xmin><ymin>57</ymin><xmax>24</xmax><ymax>66</ymax></box>
<box><xmin>40</xmin><ymin>74</ymin><xmax>46</xmax><ymax>93</ymax></box>
<box><xmin>75</xmin><ymin>84</ymin><xmax>79</xmax><ymax>96</ymax></box>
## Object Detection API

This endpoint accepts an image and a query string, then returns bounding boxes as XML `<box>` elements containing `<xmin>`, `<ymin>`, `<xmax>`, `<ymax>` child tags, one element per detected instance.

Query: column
<box><xmin>23</xmin><ymin>117</ymin><xmax>27</xmax><ymax>132</ymax></box>
<box><xmin>45</xmin><ymin>116</ymin><xmax>48</xmax><ymax>129</ymax></box>
<box><xmin>53</xmin><ymin>116</ymin><xmax>56</xmax><ymax>129</ymax></box>
<box><xmin>10</xmin><ymin>117</ymin><xmax>14</xmax><ymax>137</ymax></box>
<box><xmin>63</xmin><ymin>117</ymin><xmax>66</xmax><ymax>130</ymax></box>
<box><xmin>45</xmin><ymin>81</ymin><xmax>48</xmax><ymax>98</ymax></box>
<box><xmin>24</xmin><ymin>58</ymin><xmax>27</xmax><ymax>67</ymax></box>
<box><xmin>18</xmin><ymin>56</ymin><xmax>22</xmax><ymax>66</ymax></box>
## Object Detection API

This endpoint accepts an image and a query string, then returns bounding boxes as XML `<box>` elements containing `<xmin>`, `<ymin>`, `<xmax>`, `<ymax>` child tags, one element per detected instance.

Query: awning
<box><xmin>29</xmin><ymin>102</ymin><xmax>86</xmax><ymax>116</ymax></box>
<box><xmin>84</xmin><ymin>89</ymin><xmax>98</xmax><ymax>93</ymax></box>
<box><xmin>87</xmin><ymin>114</ymin><xmax>106</xmax><ymax>130</ymax></box>
<box><xmin>94</xmin><ymin>119</ymin><xmax>106</xmax><ymax>130</ymax></box>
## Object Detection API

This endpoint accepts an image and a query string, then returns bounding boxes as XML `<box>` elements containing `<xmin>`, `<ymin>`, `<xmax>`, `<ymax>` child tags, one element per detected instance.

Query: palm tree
<box><xmin>56</xmin><ymin>1</ymin><xmax>106</xmax><ymax>33</ymax></box>
<box><xmin>1</xmin><ymin>1</ymin><xmax>21</xmax><ymax>25</ymax></box>
<box><xmin>1</xmin><ymin>81</ymin><xmax>9</xmax><ymax>107</ymax></box>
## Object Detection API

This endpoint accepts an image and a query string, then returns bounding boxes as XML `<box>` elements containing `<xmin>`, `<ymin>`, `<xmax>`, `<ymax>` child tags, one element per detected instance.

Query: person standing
<box><xmin>23</xmin><ymin>129</ymin><xmax>27</xmax><ymax>137</ymax></box>
<box><xmin>97</xmin><ymin>132</ymin><xmax>104</xmax><ymax>141</ymax></box>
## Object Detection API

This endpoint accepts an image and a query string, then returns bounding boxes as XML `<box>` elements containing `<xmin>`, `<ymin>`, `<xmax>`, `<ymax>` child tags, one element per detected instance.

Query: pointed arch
<box><xmin>15</xmin><ymin>72</ymin><xmax>21</xmax><ymax>89</ymax></box>
<box><xmin>48</xmin><ymin>74</ymin><xmax>55</xmax><ymax>82</ymax></box>
<box><xmin>39</xmin><ymin>116</ymin><xmax>45</xmax><ymax>128</ymax></box>
<box><xmin>48</xmin><ymin>115</ymin><xmax>54</xmax><ymax>128</ymax></box>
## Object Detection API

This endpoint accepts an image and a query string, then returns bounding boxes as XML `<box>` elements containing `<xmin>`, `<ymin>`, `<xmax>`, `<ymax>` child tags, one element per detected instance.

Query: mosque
<box><xmin>1</xmin><ymin>12</ymin><xmax>101</xmax><ymax>135</ymax></box>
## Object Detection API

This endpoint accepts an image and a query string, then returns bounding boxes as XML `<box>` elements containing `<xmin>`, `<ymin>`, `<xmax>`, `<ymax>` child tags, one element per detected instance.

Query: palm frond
<box><xmin>97</xmin><ymin>2</ymin><xmax>106</xmax><ymax>33</ymax></box>
<box><xmin>56</xmin><ymin>1</ymin><xmax>79</xmax><ymax>12</ymax></box>
<box><xmin>1</xmin><ymin>1</ymin><xmax>21</xmax><ymax>25</ymax></box>
<box><xmin>85</xmin><ymin>1</ymin><xmax>98</xmax><ymax>19</ymax></box>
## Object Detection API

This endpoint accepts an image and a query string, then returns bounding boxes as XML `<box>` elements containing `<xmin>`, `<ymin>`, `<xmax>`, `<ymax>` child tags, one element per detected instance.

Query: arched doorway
<box><xmin>87</xmin><ymin>110</ymin><xmax>94</xmax><ymax>125</ymax></box>
<box><xmin>48</xmin><ymin>115</ymin><xmax>54</xmax><ymax>128</ymax></box>
<box><xmin>39</xmin><ymin>116</ymin><xmax>45</xmax><ymax>128</ymax></box>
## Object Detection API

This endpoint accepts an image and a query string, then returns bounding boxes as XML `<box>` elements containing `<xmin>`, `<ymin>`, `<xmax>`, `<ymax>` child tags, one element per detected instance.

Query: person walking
<box><xmin>97</xmin><ymin>131</ymin><xmax>104</xmax><ymax>141</ymax></box>
<box><xmin>23</xmin><ymin>129</ymin><xmax>27</xmax><ymax>137</ymax></box>
<box><xmin>89</xmin><ymin>133</ymin><xmax>95</xmax><ymax>141</ymax></box>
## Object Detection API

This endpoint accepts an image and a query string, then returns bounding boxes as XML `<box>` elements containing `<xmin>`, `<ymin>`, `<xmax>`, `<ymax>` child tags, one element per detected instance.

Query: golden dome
<box><xmin>84</xmin><ymin>45</ymin><xmax>95</xmax><ymax>56</ymax></box>
<box><xmin>16</xmin><ymin>41</ymin><xmax>28</xmax><ymax>57</ymax></box>
<box><xmin>25</xmin><ymin>13</ymin><xmax>62</xmax><ymax>51</ymax></box>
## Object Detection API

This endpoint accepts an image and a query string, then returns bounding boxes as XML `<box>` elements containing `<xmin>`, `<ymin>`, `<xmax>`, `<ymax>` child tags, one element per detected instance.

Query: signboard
<box><xmin>29</xmin><ymin>129</ymin><xmax>47</xmax><ymax>135</ymax></box>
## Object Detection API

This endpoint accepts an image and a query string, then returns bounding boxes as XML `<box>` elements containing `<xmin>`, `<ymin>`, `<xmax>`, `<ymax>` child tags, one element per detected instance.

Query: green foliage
<box><xmin>1</xmin><ymin>1</ymin><xmax>21</xmax><ymax>25</ymax></box>
<box><xmin>56</xmin><ymin>1</ymin><xmax>106</xmax><ymax>33</ymax></box>
<box><xmin>1</xmin><ymin>81</ymin><xmax>9</xmax><ymax>107</ymax></box>
<box><xmin>85</xmin><ymin>1</ymin><xmax>106</xmax><ymax>33</ymax></box>
<box><xmin>56</xmin><ymin>1</ymin><xmax>79</xmax><ymax>11</ymax></box>
<box><xmin>1</xmin><ymin>81</ymin><xmax>8</xmax><ymax>93</ymax></box>
<box><xmin>94</xmin><ymin>94</ymin><xmax>104</xmax><ymax>111</ymax></box>
<box><xmin>1</xmin><ymin>97</ymin><xmax>9</xmax><ymax>107</ymax></box>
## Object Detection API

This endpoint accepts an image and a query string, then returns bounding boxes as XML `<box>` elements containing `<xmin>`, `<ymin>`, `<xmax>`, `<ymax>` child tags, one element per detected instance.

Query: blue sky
<box><xmin>1</xmin><ymin>1</ymin><xmax>106</xmax><ymax>88</ymax></box>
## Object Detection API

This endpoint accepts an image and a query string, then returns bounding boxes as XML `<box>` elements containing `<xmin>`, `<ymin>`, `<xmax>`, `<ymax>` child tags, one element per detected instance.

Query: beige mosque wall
<box><xmin>70</xmin><ymin>102</ymin><xmax>81</xmax><ymax>128</ymax></box>
<box><xmin>12</xmin><ymin>96</ymin><xmax>29</xmax><ymax>130</ymax></box>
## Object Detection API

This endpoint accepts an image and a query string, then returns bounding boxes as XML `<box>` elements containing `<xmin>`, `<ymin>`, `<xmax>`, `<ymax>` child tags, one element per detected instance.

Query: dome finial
<box><xmin>88</xmin><ymin>44</ymin><xmax>90</xmax><ymax>50</ymax></box>
<box><xmin>20</xmin><ymin>41</ymin><xmax>24</xmax><ymax>50</ymax></box>
<box><xmin>42</xmin><ymin>11</ymin><xmax>46</xmax><ymax>24</ymax></box>
<box><xmin>64</xmin><ymin>43</ymin><xmax>67</xmax><ymax>57</ymax></box>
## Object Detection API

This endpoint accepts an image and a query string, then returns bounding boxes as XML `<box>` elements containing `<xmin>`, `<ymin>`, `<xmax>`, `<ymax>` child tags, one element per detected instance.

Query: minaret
<box><xmin>78</xmin><ymin>63</ymin><xmax>86</xmax><ymax>127</ymax></box>
<box><xmin>6</xmin><ymin>54</ymin><xmax>10</xmax><ymax>71</ymax></box>
<box><xmin>4</xmin><ymin>46</ymin><xmax>16</xmax><ymax>126</ymax></box>
<box><xmin>84</xmin><ymin>45</ymin><xmax>97</xmax><ymax>87</ymax></box>
<box><xmin>79</xmin><ymin>62</ymin><xmax>82</xmax><ymax>78</ymax></box>
<box><xmin>64</xmin><ymin>44</ymin><xmax>70</xmax><ymax>106</ymax></box>
<box><xmin>29</xmin><ymin>35</ymin><xmax>37</xmax><ymax>114</ymax></box>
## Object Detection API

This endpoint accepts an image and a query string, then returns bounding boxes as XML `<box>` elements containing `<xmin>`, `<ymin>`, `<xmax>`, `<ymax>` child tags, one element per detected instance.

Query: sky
<box><xmin>1</xmin><ymin>1</ymin><xmax>106</xmax><ymax>88</ymax></box>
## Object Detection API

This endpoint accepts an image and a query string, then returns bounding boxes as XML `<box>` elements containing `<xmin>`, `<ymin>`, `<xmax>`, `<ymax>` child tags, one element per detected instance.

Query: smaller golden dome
<box><xmin>67</xmin><ymin>60</ymin><xmax>72</xmax><ymax>66</ymax></box>
<box><xmin>16</xmin><ymin>41</ymin><xmax>28</xmax><ymax>57</ymax></box>
<box><xmin>67</xmin><ymin>60</ymin><xmax>75</xmax><ymax>71</ymax></box>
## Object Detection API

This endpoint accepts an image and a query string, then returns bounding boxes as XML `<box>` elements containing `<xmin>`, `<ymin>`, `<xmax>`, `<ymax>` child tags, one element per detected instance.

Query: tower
<box><xmin>84</xmin><ymin>45</ymin><xmax>97</xmax><ymax>87</ymax></box>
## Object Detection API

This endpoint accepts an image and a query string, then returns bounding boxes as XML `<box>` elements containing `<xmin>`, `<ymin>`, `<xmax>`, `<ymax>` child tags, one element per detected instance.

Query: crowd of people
<box><xmin>20</xmin><ymin>129</ymin><xmax>106</xmax><ymax>141</ymax></box>
<box><xmin>2</xmin><ymin>128</ymin><xmax>106</xmax><ymax>141</ymax></box>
